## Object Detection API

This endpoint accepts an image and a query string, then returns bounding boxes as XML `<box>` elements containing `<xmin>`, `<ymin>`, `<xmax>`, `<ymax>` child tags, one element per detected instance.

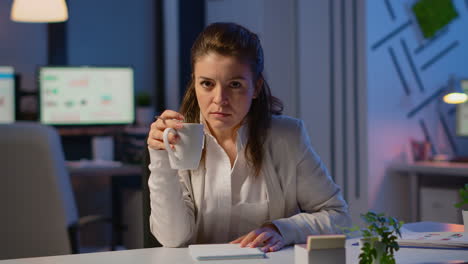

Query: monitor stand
<box><xmin>67</xmin><ymin>136</ymin><xmax>121</xmax><ymax>169</ymax></box>
<box><xmin>92</xmin><ymin>135</ymin><xmax>114</xmax><ymax>161</ymax></box>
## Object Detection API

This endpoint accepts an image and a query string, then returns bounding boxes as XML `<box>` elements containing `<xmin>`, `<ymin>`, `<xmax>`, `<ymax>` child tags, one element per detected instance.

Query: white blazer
<box><xmin>148</xmin><ymin>115</ymin><xmax>351</xmax><ymax>247</ymax></box>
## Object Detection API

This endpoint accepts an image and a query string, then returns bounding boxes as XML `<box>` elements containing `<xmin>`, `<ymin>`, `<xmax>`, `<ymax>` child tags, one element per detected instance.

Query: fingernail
<box><xmin>176</xmin><ymin>123</ymin><xmax>183</xmax><ymax>129</ymax></box>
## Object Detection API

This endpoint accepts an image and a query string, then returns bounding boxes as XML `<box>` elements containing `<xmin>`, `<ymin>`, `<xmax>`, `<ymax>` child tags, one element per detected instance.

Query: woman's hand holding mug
<box><xmin>147</xmin><ymin>110</ymin><xmax>185</xmax><ymax>151</ymax></box>
<box><xmin>147</xmin><ymin>110</ymin><xmax>204</xmax><ymax>170</ymax></box>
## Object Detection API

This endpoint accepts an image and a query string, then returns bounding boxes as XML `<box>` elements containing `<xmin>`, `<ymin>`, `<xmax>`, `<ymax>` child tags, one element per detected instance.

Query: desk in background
<box><xmin>67</xmin><ymin>162</ymin><xmax>142</xmax><ymax>177</ymax></box>
<box><xmin>68</xmin><ymin>163</ymin><xmax>143</xmax><ymax>249</ymax></box>
<box><xmin>389</xmin><ymin>161</ymin><xmax>468</xmax><ymax>222</ymax></box>
<box><xmin>0</xmin><ymin>222</ymin><xmax>465</xmax><ymax>264</ymax></box>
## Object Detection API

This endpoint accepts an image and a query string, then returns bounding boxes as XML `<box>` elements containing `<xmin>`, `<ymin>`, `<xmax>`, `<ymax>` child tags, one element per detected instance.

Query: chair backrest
<box><xmin>0</xmin><ymin>122</ymin><xmax>78</xmax><ymax>260</ymax></box>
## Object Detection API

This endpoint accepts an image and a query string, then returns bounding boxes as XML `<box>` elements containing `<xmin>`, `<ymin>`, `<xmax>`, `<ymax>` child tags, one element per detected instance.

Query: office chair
<box><xmin>0</xmin><ymin>122</ymin><xmax>114</xmax><ymax>260</ymax></box>
<box><xmin>142</xmin><ymin>147</ymin><xmax>162</xmax><ymax>248</ymax></box>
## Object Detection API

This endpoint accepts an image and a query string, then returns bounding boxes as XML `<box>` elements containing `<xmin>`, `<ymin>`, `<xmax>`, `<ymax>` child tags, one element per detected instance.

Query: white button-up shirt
<box><xmin>200</xmin><ymin>127</ymin><xmax>269</xmax><ymax>243</ymax></box>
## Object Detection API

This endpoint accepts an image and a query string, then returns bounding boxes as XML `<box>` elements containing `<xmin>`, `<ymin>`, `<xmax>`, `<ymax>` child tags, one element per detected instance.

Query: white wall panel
<box><xmin>205</xmin><ymin>0</ymin><xmax>297</xmax><ymax>117</ymax></box>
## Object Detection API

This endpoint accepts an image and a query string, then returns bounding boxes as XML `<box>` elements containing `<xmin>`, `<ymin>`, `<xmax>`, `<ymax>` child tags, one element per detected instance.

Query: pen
<box><xmin>154</xmin><ymin>115</ymin><xmax>165</xmax><ymax>121</ymax></box>
<box><xmin>154</xmin><ymin>115</ymin><xmax>185</xmax><ymax>122</ymax></box>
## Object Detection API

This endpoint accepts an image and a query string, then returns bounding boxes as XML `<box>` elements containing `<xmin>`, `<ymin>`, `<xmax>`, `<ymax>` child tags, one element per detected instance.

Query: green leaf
<box><xmin>455</xmin><ymin>184</ymin><xmax>468</xmax><ymax>208</ymax></box>
<box><xmin>356</xmin><ymin>211</ymin><xmax>402</xmax><ymax>264</ymax></box>
<box><xmin>363</xmin><ymin>230</ymin><xmax>372</xmax><ymax>238</ymax></box>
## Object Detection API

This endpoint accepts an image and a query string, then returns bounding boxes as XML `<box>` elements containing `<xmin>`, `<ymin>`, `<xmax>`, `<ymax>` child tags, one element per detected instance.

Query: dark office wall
<box><xmin>0</xmin><ymin>0</ymin><xmax>47</xmax><ymax>92</ymax></box>
<box><xmin>67</xmin><ymin>0</ymin><xmax>156</xmax><ymax>96</ymax></box>
<box><xmin>0</xmin><ymin>0</ymin><xmax>159</xmax><ymax>110</ymax></box>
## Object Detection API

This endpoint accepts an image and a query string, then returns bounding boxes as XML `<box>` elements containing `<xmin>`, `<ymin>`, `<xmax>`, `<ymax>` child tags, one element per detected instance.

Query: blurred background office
<box><xmin>1</xmin><ymin>0</ymin><xmax>467</xmax><ymax>259</ymax></box>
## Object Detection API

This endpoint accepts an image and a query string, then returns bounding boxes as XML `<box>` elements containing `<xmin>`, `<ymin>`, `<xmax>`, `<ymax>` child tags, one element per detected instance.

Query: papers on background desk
<box><xmin>188</xmin><ymin>244</ymin><xmax>265</xmax><ymax>261</ymax></box>
<box><xmin>398</xmin><ymin>232</ymin><xmax>468</xmax><ymax>249</ymax></box>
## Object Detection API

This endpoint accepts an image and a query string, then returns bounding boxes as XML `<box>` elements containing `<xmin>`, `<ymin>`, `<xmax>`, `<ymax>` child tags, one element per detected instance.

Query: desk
<box><xmin>389</xmin><ymin>161</ymin><xmax>468</xmax><ymax>222</ymax></box>
<box><xmin>67</xmin><ymin>163</ymin><xmax>142</xmax><ymax>177</ymax></box>
<box><xmin>68</xmin><ymin>164</ymin><xmax>143</xmax><ymax>248</ymax></box>
<box><xmin>1</xmin><ymin>222</ymin><xmax>466</xmax><ymax>264</ymax></box>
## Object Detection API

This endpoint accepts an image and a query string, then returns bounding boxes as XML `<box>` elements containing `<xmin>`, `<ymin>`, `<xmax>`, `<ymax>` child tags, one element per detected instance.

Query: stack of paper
<box><xmin>306</xmin><ymin>234</ymin><xmax>346</xmax><ymax>250</ymax></box>
<box><xmin>295</xmin><ymin>234</ymin><xmax>346</xmax><ymax>264</ymax></box>
<box><xmin>188</xmin><ymin>244</ymin><xmax>266</xmax><ymax>261</ymax></box>
<box><xmin>398</xmin><ymin>232</ymin><xmax>468</xmax><ymax>249</ymax></box>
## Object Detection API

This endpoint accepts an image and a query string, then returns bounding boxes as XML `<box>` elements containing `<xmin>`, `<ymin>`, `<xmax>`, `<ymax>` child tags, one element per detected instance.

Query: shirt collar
<box><xmin>199</xmin><ymin>113</ymin><xmax>248</xmax><ymax>151</ymax></box>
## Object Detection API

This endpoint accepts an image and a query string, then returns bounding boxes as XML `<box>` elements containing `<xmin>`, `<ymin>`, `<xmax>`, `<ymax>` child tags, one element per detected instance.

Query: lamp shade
<box><xmin>11</xmin><ymin>0</ymin><xmax>68</xmax><ymax>23</ymax></box>
<box><xmin>442</xmin><ymin>76</ymin><xmax>468</xmax><ymax>104</ymax></box>
<box><xmin>443</xmin><ymin>92</ymin><xmax>467</xmax><ymax>104</ymax></box>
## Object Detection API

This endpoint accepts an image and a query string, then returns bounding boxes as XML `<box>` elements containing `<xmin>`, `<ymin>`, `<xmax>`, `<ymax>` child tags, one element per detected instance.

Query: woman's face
<box><xmin>194</xmin><ymin>52</ymin><xmax>259</xmax><ymax>136</ymax></box>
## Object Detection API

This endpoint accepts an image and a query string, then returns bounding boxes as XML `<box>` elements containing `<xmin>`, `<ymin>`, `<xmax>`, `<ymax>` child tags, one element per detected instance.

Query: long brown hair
<box><xmin>180</xmin><ymin>22</ymin><xmax>283</xmax><ymax>176</ymax></box>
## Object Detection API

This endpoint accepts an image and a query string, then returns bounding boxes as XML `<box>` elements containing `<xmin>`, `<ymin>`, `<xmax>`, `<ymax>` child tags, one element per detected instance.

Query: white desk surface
<box><xmin>1</xmin><ymin>223</ymin><xmax>467</xmax><ymax>264</ymax></box>
<box><xmin>390</xmin><ymin>161</ymin><xmax>468</xmax><ymax>176</ymax></box>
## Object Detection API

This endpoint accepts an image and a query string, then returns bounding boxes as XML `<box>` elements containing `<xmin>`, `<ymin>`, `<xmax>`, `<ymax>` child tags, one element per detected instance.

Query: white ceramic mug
<box><xmin>163</xmin><ymin>123</ymin><xmax>204</xmax><ymax>169</ymax></box>
<box><xmin>463</xmin><ymin>210</ymin><xmax>467</xmax><ymax>229</ymax></box>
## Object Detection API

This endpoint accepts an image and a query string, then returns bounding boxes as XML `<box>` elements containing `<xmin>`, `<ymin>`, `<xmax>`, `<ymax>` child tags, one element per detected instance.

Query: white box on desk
<box><xmin>295</xmin><ymin>234</ymin><xmax>346</xmax><ymax>264</ymax></box>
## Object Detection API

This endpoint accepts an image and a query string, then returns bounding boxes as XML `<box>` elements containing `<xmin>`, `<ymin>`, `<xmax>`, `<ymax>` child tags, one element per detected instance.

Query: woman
<box><xmin>146</xmin><ymin>22</ymin><xmax>350</xmax><ymax>252</ymax></box>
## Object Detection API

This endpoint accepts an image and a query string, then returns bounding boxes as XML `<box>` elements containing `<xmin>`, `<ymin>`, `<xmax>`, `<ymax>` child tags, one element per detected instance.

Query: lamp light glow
<box><xmin>443</xmin><ymin>92</ymin><xmax>468</xmax><ymax>104</ymax></box>
<box><xmin>11</xmin><ymin>0</ymin><xmax>68</xmax><ymax>23</ymax></box>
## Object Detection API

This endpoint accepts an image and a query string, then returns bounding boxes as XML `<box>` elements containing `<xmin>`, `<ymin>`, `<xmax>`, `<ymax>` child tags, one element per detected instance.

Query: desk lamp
<box><xmin>11</xmin><ymin>0</ymin><xmax>68</xmax><ymax>23</ymax></box>
<box><xmin>443</xmin><ymin>76</ymin><xmax>467</xmax><ymax>104</ymax></box>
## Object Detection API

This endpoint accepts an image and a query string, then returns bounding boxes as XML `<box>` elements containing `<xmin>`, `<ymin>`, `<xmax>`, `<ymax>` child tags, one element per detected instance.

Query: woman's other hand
<box><xmin>147</xmin><ymin>110</ymin><xmax>184</xmax><ymax>150</ymax></box>
<box><xmin>229</xmin><ymin>223</ymin><xmax>285</xmax><ymax>252</ymax></box>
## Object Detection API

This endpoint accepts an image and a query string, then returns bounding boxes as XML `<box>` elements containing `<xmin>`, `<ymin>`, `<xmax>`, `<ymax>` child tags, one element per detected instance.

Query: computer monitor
<box><xmin>0</xmin><ymin>66</ymin><xmax>15</xmax><ymax>124</ymax></box>
<box><xmin>38</xmin><ymin>66</ymin><xmax>135</xmax><ymax>126</ymax></box>
<box><xmin>456</xmin><ymin>80</ymin><xmax>468</xmax><ymax>137</ymax></box>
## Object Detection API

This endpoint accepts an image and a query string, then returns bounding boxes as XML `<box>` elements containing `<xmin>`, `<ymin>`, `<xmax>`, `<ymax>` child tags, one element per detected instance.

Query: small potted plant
<box><xmin>454</xmin><ymin>183</ymin><xmax>468</xmax><ymax>228</ymax></box>
<box><xmin>135</xmin><ymin>91</ymin><xmax>154</xmax><ymax>126</ymax></box>
<box><xmin>344</xmin><ymin>211</ymin><xmax>403</xmax><ymax>264</ymax></box>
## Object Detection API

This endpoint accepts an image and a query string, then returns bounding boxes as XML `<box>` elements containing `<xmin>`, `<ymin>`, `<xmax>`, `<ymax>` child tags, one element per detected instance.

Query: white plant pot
<box><xmin>136</xmin><ymin>107</ymin><xmax>155</xmax><ymax>127</ymax></box>
<box><xmin>360</xmin><ymin>238</ymin><xmax>387</xmax><ymax>264</ymax></box>
<box><xmin>463</xmin><ymin>210</ymin><xmax>468</xmax><ymax>231</ymax></box>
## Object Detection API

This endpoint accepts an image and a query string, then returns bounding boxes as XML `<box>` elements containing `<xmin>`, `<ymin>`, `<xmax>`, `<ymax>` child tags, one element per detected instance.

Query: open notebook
<box><xmin>397</xmin><ymin>232</ymin><xmax>468</xmax><ymax>249</ymax></box>
<box><xmin>189</xmin><ymin>244</ymin><xmax>266</xmax><ymax>261</ymax></box>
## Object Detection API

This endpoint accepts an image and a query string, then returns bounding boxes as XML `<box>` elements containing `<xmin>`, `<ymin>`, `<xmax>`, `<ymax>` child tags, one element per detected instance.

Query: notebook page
<box><xmin>189</xmin><ymin>244</ymin><xmax>266</xmax><ymax>261</ymax></box>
